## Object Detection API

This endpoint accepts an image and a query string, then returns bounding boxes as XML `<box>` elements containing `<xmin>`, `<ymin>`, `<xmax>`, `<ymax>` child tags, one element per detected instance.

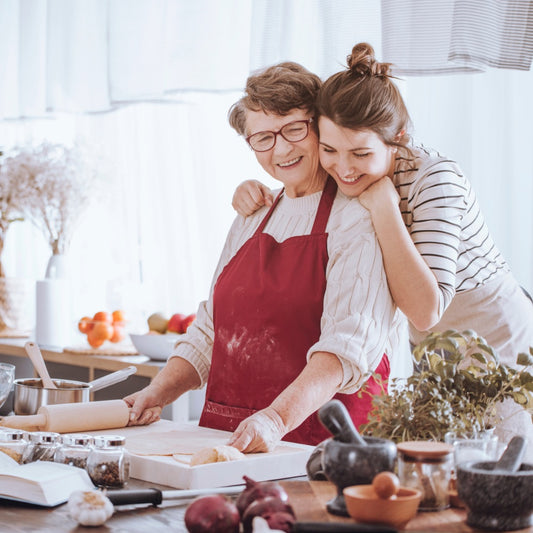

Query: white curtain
<box><xmin>0</xmin><ymin>0</ymin><xmax>532</xmax><ymax>346</ymax></box>
<box><xmin>382</xmin><ymin>0</ymin><xmax>533</xmax><ymax>75</ymax></box>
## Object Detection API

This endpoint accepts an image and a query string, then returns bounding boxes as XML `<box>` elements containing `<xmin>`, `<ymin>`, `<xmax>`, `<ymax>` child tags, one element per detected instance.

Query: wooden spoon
<box><xmin>24</xmin><ymin>341</ymin><xmax>57</xmax><ymax>389</ymax></box>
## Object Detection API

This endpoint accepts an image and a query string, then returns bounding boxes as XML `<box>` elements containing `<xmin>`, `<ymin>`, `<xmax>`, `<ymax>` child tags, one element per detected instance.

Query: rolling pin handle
<box><xmin>106</xmin><ymin>488</ymin><xmax>163</xmax><ymax>507</ymax></box>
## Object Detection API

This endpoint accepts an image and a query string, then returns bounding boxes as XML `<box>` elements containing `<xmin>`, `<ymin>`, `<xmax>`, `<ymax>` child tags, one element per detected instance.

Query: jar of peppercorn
<box><xmin>87</xmin><ymin>435</ymin><xmax>130</xmax><ymax>488</ymax></box>
<box><xmin>23</xmin><ymin>431</ymin><xmax>61</xmax><ymax>463</ymax></box>
<box><xmin>55</xmin><ymin>434</ymin><xmax>94</xmax><ymax>470</ymax></box>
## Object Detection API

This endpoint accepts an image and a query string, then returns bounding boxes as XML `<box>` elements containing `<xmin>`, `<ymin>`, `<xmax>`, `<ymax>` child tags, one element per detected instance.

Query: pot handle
<box><xmin>88</xmin><ymin>366</ymin><xmax>137</xmax><ymax>392</ymax></box>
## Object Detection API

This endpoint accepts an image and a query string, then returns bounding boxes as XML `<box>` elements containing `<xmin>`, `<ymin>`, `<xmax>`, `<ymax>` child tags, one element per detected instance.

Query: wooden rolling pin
<box><xmin>0</xmin><ymin>400</ymin><xmax>130</xmax><ymax>433</ymax></box>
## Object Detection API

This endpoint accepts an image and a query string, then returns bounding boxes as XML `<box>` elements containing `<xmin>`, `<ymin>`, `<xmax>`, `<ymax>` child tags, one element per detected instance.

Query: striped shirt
<box><xmin>393</xmin><ymin>145</ymin><xmax>510</xmax><ymax>317</ymax></box>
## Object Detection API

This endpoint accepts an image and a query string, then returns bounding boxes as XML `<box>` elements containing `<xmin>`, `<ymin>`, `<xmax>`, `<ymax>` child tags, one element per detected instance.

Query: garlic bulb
<box><xmin>68</xmin><ymin>490</ymin><xmax>114</xmax><ymax>526</ymax></box>
<box><xmin>252</xmin><ymin>516</ymin><xmax>285</xmax><ymax>533</ymax></box>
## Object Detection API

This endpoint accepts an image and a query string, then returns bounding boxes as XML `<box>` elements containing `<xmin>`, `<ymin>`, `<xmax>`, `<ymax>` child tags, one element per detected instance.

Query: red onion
<box><xmin>184</xmin><ymin>494</ymin><xmax>240</xmax><ymax>533</ymax></box>
<box><xmin>264</xmin><ymin>511</ymin><xmax>296</xmax><ymax>532</ymax></box>
<box><xmin>242</xmin><ymin>496</ymin><xmax>295</xmax><ymax>533</ymax></box>
<box><xmin>236</xmin><ymin>475</ymin><xmax>289</xmax><ymax>517</ymax></box>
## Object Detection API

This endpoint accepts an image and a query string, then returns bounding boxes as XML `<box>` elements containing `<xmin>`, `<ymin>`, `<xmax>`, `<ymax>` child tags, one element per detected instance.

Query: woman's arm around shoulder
<box><xmin>232</xmin><ymin>179</ymin><xmax>274</xmax><ymax>216</ymax></box>
<box><xmin>359</xmin><ymin>176</ymin><xmax>442</xmax><ymax>330</ymax></box>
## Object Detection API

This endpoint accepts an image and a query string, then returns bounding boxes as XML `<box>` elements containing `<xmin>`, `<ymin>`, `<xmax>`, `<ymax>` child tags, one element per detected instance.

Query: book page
<box><xmin>0</xmin><ymin>462</ymin><xmax>94</xmax><ymax>506</ymax></box>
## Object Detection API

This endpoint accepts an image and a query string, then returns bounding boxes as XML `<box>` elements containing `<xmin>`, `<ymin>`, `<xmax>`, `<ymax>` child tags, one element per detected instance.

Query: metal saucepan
<box><xmin>13</xmin><ymin>365</ymin><xmax>137</xmax><ymax>415</ymax></box>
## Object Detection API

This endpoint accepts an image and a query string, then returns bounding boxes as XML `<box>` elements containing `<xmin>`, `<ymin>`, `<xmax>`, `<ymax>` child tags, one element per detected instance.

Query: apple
<box><xmin>147</xmin><ymin>312</ymin><xmax>169</xmax><ymax>333</ymax></box>
<box><xmin>181</xmin><ymin>313</ymin><xmax>196</xmax><ymax>333</ymax></box>
<box><xmin>167</xmin><ymin>313</ymin><xmax>186</xmax><ymax>333</ymax></box>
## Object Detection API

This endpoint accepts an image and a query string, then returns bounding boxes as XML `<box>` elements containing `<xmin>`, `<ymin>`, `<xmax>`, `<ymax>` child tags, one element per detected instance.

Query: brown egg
<box><xmin>372</xmin><ymin>471</ymin><xmax>400</xmax><ymax>499</ymax></box>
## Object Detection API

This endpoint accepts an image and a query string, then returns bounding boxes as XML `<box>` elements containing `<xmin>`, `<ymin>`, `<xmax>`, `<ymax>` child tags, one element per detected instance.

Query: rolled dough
<box><xmin>125</xmin><ymin>430</ymin><xmax>228</xmax><ymax>456</ymax></box>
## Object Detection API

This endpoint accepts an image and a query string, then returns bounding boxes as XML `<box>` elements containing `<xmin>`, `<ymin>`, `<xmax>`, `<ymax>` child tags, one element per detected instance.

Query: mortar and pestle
<box><xmin>457</xmin><ymin>435</ymin><xmax>533</xmax><ymax>531</ymax></box>
<box><xmin>317</xmin><ymin>399</ymin><xmax>397</xmax><ymax>516</ymax></box>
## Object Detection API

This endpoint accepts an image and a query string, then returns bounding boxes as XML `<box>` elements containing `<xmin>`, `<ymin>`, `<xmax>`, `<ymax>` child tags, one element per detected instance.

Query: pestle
<box><xmin>491</xmin><ymin>435</ymin><xmax>527</xmax><ymax>472</ymax></box>
<box><xmin>318</xmin><ymin>399</ymin><xmax>367</xmax><ymax>445</ymax></box>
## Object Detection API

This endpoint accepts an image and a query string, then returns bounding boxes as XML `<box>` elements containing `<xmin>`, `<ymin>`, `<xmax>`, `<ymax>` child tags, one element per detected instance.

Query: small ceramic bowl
<box><xmin>344</xmin><ymin>484</ymin><xmax>422</xmax><ymax>529</ymax></box>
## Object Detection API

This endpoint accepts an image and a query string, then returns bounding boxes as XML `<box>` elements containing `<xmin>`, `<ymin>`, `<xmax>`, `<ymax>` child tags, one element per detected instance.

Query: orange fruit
<box><xmin>112</xmin><ymin>310</ymin><xmax>126</xmax><ymax>324</ymax></box>
<box><xmin>87</xmin><ymin>329</ymin><xmax>105</xmax><ymax>348</ymax></box>
<box><xmin>91</xmin><ymin>321</ymin><xmax>114</xmax><ymax>342</ymax></box>
<box><xmin>110</xmin><ymin>324</ymin><xmax>126</xmax><ymax>343</ymax></box>
<box><xmin>93</xmin><ymin>311</ymin><xmax>112</xmax><ymax>323</ymax></box>
<box><xmin>78</xmin><ymin>316</ymin><xmax>92</xmax><ymax>334</ymax></box>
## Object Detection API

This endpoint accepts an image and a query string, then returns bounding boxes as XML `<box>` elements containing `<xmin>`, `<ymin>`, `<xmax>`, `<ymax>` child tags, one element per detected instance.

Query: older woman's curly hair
<box><xmin>228</xmin><ymin>62</ymin><xmax>322</xmax><ymax>136</ymax></box>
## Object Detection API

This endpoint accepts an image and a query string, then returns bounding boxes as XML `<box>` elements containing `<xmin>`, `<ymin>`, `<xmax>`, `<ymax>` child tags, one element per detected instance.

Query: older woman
<box><xmin>125</xmin><ymin>62</ymin><xmax>397</xmax><ymax>453</ymax></box>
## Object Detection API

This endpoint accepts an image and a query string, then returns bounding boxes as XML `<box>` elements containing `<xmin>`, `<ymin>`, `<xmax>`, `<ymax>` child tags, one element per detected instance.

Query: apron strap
<box><xmin>254</xmin><ymin>188</ymin><xmax>284</xmax><ymax>236</ymax></box>
<box><xmin>311</xmin><ymin>176</ymin><xmax>337</xmax><ymax>235</ymax></box>
<box><xmin>255</xmin><ymin>176</ymin><xmax>337</xmax><ymax>237</ymax></box>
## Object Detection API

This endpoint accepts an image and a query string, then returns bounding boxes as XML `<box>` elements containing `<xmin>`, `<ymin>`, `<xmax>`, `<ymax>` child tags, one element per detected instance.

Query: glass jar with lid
<box><xmin>55</xmin><ymin>434</ymin><xmax>94</xmax><ymax>470</ymax></box>
<box><xmin>0</xmin><ymin>429</ymin><xmax>28</xmax><ymax>464</ymax></box>
<box><xmin>23</xmin><ymin>431</ymin><xmax>61</xmax><ymax>463</ymax></box>
<box><xmin>87</xmin><ymin>435</ymin><xmax>130</xmax><ymax>488</ymax></box>
<box><xmin>397</xmin><ymin>441</ymin><xmax>454</xmax><ymax>511</ymax></box>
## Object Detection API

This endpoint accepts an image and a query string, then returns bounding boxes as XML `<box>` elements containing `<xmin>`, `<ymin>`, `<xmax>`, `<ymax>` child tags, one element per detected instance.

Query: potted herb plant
<box><xmin>361</xmin><ymin>329</ymin><xmax>533</xmax><ymax>443</ymax></box>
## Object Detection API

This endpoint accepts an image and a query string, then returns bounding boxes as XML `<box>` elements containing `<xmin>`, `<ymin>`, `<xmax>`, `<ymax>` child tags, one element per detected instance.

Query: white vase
<box><xmin>35</xmin><ymin>254</ymin><xmax>71</xmax><ymax>347</ymax></box>
<box><xmin>45</xmin><ymin>254</ymin><xmax>69</xmax><ymax>279</ymax></box>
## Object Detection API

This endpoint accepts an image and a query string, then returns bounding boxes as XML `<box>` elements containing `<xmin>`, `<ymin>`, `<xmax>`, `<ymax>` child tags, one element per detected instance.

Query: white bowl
<box><xmin>129</xmin><ymin>333</ymin><xmax>180</xmax><ymax>360</ymax></box>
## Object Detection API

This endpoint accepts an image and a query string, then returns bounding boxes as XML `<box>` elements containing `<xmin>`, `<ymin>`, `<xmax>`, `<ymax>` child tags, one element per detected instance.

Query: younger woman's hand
<box><xmin>359</xmin><ymin>176</ymin><xmax>400</xmax><ymax>213</ymax></box>
<box><xmin>232</xmin><ymin>180</ymin><xmax>274</xmax><ymax>217</ymax></box>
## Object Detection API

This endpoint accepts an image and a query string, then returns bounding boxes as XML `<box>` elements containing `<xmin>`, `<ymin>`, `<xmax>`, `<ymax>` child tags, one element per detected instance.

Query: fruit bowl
<box><xmin>129</xmin><ymin>333</ymin><xmax>181</xmax><ymax>360</ymax></box>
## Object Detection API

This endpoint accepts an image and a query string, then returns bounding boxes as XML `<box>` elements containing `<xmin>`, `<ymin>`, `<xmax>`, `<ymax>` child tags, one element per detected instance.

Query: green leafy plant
<box><xmin>361</xmin><ymin>330</ymin><xmax>533</xmax><ymax>442</ymax></box>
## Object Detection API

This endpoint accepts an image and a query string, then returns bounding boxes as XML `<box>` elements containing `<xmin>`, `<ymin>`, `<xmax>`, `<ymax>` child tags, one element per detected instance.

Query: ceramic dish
<box><xmin>129</xmin><ymin>333</ymin><xmax>180</xmax><ymax>360</ymax></box>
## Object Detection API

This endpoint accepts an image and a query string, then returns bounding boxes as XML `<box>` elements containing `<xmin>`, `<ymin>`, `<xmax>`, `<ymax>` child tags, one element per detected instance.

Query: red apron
<box><xmin>199</xmin><ymin>177</ymin><xmax>389</xmax><ymax>445</ymax></box>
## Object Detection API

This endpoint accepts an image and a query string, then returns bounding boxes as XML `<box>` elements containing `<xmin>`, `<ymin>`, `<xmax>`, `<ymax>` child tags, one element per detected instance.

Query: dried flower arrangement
<box><xmin>0</xmin><ymin>149</ymin><xmax>27</xmax><ymax>278</ymax></box>
<box><xmin>1</xmin><ymin>142</ymin><xmax>99</xmax><ymax>257</ymax></box>
<box><xmin>0</xmin><ymin>142</ymin><xmax>100</xmax><ymax>330</ymax></box>
<box><xmin>361</xmin><ymin>330</ymin><xmax>533</xmax><ymax>442</ymax></box>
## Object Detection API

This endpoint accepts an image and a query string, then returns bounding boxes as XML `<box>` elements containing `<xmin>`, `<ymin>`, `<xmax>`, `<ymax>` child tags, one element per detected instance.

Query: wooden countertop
<box><xmin>0</xmin><ymin>338</ymin><xmax>162</xmax><ymax>380</ymax></box>
<box><xmin>0</xmin><ymin>478</ymin><xmax>531</xmax><ymax>532</ymax></box>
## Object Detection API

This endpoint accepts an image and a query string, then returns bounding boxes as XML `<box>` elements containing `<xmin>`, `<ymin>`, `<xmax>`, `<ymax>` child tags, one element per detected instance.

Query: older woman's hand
<box><xmin>123</xmin><ymin>388</ymin><xmax>164</xmax><ymax>426</ymax></box>
<box><xmin>232</xmin><ymin>180</ymin><xmax>274</xmax><ymax>217</ymax></box>
<box><xmin>227</xmin><ymin>406</ymin><xmax>287</xmax><ymax>453</ymax></box>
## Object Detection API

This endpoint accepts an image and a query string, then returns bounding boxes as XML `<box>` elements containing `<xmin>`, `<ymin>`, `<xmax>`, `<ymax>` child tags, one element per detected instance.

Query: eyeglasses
<box><xmin>246</xmin><ymin>118</ymin><xmax>313</xmax><ymax>152</ymax></box>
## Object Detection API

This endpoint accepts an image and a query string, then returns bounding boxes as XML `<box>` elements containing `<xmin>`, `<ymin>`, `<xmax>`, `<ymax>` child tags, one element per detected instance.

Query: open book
<box><xmin>0</xmin><ymin>451</ymin><xmax>94</xmax><ymax>507</ymax></box>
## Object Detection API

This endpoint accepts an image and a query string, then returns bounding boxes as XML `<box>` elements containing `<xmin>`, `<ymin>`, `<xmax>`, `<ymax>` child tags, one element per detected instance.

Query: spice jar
<box><xmin>87</xmin><ymin>435</ymin><xmax>129</xmax><ymax>488</ymax></box>
<box><xmin>23</xmin><ymin>431</ymin><xmax>61</xmax><ymax>463</ymax></box>
<box><xmin>0</xmin><ymin>429</ymin><xmax>28</xmax><ymax>464</ymax></box>
<box><xmin>55</xmin><ymin>434</ymin><xmax>94</xmax><ymax>469</ymax></box>
<box><xmin>397</xmin><ymin>441</ymin><xmax>453</xmax><ymax>511</ymax></box>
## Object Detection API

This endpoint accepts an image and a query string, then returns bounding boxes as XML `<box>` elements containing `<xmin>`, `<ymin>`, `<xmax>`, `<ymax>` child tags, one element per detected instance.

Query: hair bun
<box><xmin>347</xmin><ymin>42</ymin><xmax>392</xmax><ymax>78</ymax></box>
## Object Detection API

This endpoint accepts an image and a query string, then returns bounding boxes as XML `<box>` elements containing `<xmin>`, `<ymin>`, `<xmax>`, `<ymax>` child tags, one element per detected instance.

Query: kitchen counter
<box><xmin>0</xmin><ymin>338</ymin><xmax>199</xmax><ymax>421</ymax></box>
<box><xmin>0</xmin><ymin>478</ymin><xmax>531</xmax><ymax>532</ymax></box>
<box><xmin>0</xmin><ymin>338</ymin><xmax>161</xmax><ymax>381</ymax></box>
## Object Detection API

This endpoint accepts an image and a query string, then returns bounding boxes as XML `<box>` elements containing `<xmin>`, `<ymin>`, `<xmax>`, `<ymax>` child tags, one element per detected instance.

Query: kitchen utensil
<box><xmin>106</xmin><ymin>487</ymin><xmax>398</xmax><ymax>532</ymax></box>
<box><xmin>14</xmin><ymin>365</ymin><xmax>137</xmax><ymax>415</ymax></box>
<box><xmin>317</xmin><ymin>399</ymin><xmax>397</xmax><ymax>516</ymax></box>
<box><xmin>24</xmin><ymin>341</ymin><xmax>57</xmax><ymax>389</ymax></box>
<box><xmin>318</xmin><ymin>399</ymin><xmax>367</xmax><ymax>445</ymax></box>
<box><xmin>0</xmin><ymin>399</ymin><xmax>130</xmax><ymax>433</ymax></box>
<box><xmin>456</xmin><ymin>435</ymin><xmax>533</xmax><ymax>530</ymax></box>
<box><xmin>491</xmin><ymin>435</ymin><xmax>526</xmax><ymax>472</ymax></box>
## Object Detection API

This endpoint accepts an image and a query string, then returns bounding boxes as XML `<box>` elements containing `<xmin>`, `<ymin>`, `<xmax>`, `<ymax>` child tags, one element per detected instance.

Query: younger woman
<box><xmin>233</xmin><ymin>43</ymin><xmax>533</xmax><ymax>452</ymax></box>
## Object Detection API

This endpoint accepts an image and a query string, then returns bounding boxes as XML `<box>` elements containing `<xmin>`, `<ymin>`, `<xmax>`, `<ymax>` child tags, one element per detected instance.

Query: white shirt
<box><xmin>171</xmin><ymin>187</ymin><xmax>398</xmax><ymax>394</ymax></box>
